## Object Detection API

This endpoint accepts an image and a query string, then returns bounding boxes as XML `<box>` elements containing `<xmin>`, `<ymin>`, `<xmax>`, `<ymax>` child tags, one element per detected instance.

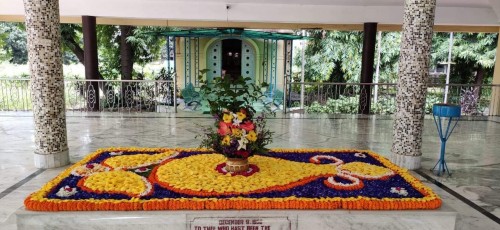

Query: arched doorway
<box><xmin>206</xmin><ymin>39</ymin><xmax>256</xmax><ymax>83</ymax></box>
<box><xmin>222</xmin><ymin>39</ymin><xmax>241</xmax><ymax>79</ymax></box>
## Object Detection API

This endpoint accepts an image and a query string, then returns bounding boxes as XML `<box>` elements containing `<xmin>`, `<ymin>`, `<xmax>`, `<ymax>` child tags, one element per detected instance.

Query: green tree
<box><xmin>431</xmin><ymin>32</ymin><xmax>497</xmax><ymax>85</ymax></box>
<box><xmin>0</xmin><ymin>22</ymin><xmax>80</xmax><ymax>66</ymax></box>
<box><xmin>58</xmin><ymin>24</ymin><xmax>80</xmax><ymax>65</ymax></box>
<box><xmin>296</xmin><ymin>30</ymin><xmax>362</xmax><ymax>83</ymax></box>
<box><xmin>60</xmin><ymin>23</ymin><xmax>105</xmax><ymax>79</ymax></box>
<box><xmin>296</xmin><ymin>30</ymin><xmax>400</xmax><ymax>84</ymax></box>
<box><xmin>0</xmin><ymin>22</ymin><xmax>28</xmax><ymax>64</ymax></box>
<box><xmin>96</xmin><ymin>25</ymin><xmax>121</xmax><ymax>80</ymax></box>
<box><xmin>377</xmin><ymin>32</ymin><xmax>401</xmax><ymax>83</ymax></box>
<box><xmin>120</xmin><ymin>25</ymin><xmax>135</xmax><ymax>81</ymax></box>
<box><xmin>431</xmin><ymin>32</ymin><xmax>497</xmax><ymax>100</ymax></box>
<box><xmin>95</xmin><ymin>25</ymin><xmax>166</xmax><ymax>80</ymax></box>
<box><xmin>0</xmin><ymin>23</ymin><xmax>8</xmax><ymax>62</ymax></box>
<box><xmin>127</xmin><ymin>26</ymin><xmax>166</xmax><ymax>68</ymax></box>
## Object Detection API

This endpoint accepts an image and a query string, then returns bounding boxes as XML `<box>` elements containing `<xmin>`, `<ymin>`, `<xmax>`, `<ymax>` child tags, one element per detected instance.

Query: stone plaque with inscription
<box><xmin>189</xmin><ymin>216</ymin><xmax>292</xmax><ymax>230</ymax></box>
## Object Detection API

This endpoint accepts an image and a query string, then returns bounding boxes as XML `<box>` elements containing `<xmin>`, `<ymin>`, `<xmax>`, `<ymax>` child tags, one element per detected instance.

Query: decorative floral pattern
<box><xmin>354</xmin><ymin>152</ymin><xmax>367</xmax><ymax>158</ymax></box>
<box><xmin>338</xmin><ymin>162</ymin><xmax>395</xmax><ymax>180</ymax></box>
<box><xmin>215</xmin><ymin>163</ymin><xmax>260</xmax><ymax>177</ymax></box>
<box><xmin>25</xmin><ymin>147</ymin><xmax>441</xmax><ymax>211</ymax></box>
<box><xmin>109</xmin><ymin>151</ymin><xmax>123</xmax><ymax>156</ymax></box>
<box><xmin>151</xmin><ymin>154</ymin><xmax>334</xmax><ymax>196</ymax></box>
<box><xmin>102</xmin><ymin>150</ymin><xmax>178</xmax><ymax>170</ymax></box>
<box><xmin>55</xmin><ymin>186</ymin><xmax>77</xmax><ymax>197</ymax></box>
<box><xmin>134</xmin><ymin>167</ymin><xmax>151</xmax><ymax>173</ymax></box>
<box><xmin>391</xmin><ymin>187</ymin><xmax>409</xmax><ymax>196</ymax></box>
<box><xmin>78</xmin><ymin>171</ymin><xmax>153</xmax><ymax>197</ymax></box>
<box><xmin>71</xmin><ymin>163</ymin><xmax>110</xmax><ymax>177</ymax></box>
<box><xmin>309</xmin><ymin>155</ymin><xmax>395</xmax><ymax>190</ymax></box>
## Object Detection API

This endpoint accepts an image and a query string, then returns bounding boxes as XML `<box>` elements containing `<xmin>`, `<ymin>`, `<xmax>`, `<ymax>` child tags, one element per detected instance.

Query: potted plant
<box><xmin>198</xmin><ymin>71</ymin><xmax>273</xmax><ymax>173</ymax></box>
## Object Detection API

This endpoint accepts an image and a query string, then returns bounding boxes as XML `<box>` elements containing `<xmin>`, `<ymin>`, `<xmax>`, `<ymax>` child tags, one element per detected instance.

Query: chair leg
<box><xmin>192</xmin><ymin>101</ymin><xmax>200</xmax><ymax>110</ymax></box>
<box><xmin>184</xmin><ymin>100</ymin><xmax>193</xmax><ymax>110</ymax></box>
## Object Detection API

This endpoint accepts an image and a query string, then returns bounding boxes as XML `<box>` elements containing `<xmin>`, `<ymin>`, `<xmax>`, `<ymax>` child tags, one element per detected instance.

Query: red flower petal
<box><xmin>217</xmin><ymin>122</ymin><xmax>231</xmax><ymax>135</ymax></box>
<box><xmin>240</xmin><ymin>121</ymin><xmax>255</xmax><ymax>131</ymax></box>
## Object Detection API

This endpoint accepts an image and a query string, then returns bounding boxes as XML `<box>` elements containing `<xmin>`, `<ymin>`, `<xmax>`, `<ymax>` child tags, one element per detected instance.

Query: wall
<box><xmin>175</xmin><ymin>37</ymin><xmax>287</xmax><ymax>92</ymax></box>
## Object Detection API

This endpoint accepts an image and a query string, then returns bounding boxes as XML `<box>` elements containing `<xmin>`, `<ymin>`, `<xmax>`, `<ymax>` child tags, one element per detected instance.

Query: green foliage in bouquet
<box><xmin>197</xmin><ymin>71</ymin><xmax>274</xmax><ymax>159</ymax></box>
<box><xmin>198</xmin><ymin>69</ymin><xmax>268</xmax><ymax>115</ymax></box>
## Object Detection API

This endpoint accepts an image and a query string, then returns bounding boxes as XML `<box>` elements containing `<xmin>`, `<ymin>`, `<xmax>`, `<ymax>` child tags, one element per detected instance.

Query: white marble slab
<box><xmin>16</xmin><ymin>204</ymin><xmax>457</xmax><ymax>230</ymax></box>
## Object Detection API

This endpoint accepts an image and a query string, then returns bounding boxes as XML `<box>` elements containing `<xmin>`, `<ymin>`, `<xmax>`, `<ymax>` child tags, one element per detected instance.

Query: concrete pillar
<box><xmin>23</xmin><ymin>0</ymin><xmax>69</xmax><ymax>168</ymax></box>
<box><xmin>359</xmin><ymin>22</ymin><xmax>377</xmax><ymax>114</ymax></box>
<box><xmin>489</xmin><ymin>30</ymin><xmax>500</xmax><ymax>116</ymax></box>
<box><xmin>82</xmin><ymin>15</ymin><xmax>100</xmax><ymax>111</ymax></box>
<box><xmin>391</xmin><ymin>0</ymin><xmax>436</xmax><ymax>170</ymax></box>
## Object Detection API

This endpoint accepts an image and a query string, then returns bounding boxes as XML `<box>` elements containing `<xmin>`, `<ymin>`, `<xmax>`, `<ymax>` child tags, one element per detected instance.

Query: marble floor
<box><xmin>0</xmin><ymin>111</ymin><xmax>499</xmax><ymax>229</ymax></box>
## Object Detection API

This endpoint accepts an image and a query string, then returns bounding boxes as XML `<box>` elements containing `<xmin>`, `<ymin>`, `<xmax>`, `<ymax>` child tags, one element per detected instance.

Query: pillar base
<box><xmin>34</xmin><ymin>150</ymin><xmax>70</xmax><ymax>169</ymax></box>
<box><xmin>391</xmin><ymin>154</ymin><xmax>421</xmax><ymax>170</ymax></box>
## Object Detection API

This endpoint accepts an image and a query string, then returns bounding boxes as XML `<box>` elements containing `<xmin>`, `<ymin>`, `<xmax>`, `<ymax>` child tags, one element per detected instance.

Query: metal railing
<box><xmin>285</xmin><ymin>82</ymin><xmax>500</xmax><ymax>116</ymax></box>
<box><xmin>0</xmin><ymin>79</ymin><xmax>177</xmax><ymax>113</ymax></box>
<box><xmin>1</xmin><ymin>78</ymin><xmax>499</xmax><ymax>116</ymax></box>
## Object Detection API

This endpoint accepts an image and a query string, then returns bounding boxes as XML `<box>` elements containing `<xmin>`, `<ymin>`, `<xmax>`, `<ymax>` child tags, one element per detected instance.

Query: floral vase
<box><xmin>225</xmin><ymin>158</ymin><xmax>249</xmax><ymax>173</ymax></box>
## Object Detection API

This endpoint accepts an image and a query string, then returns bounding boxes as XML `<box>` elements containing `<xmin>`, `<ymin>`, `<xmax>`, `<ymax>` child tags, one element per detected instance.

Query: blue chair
<box><xmin>181</xmin><ymin>83</ymin><xmax>201</xmax><ymax>110</ymax></box>
<box><xmin>261</xmin><ymin>84</ymin><xmax>283</xmax><ymax>111</ymax></box>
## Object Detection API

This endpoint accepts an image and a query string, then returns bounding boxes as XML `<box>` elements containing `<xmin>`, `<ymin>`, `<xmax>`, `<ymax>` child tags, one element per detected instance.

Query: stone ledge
<box><xmin>16</xmin><ymin>203</ymin><xmax>456</xmax><ymax>230</ymax></box>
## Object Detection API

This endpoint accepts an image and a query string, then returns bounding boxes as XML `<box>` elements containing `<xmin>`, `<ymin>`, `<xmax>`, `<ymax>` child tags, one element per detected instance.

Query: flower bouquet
<box><xmin>198</xmin><ymin>72</ymin><xmax>273</xmax><ymax>173</ymax></box>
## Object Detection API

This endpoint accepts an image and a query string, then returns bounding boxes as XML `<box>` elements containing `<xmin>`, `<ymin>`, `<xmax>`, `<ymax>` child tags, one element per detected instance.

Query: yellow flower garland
<box><xmin>152</xmin><ymin>154</ymin><xmax>335</xmax><ymax>195</ymax></box>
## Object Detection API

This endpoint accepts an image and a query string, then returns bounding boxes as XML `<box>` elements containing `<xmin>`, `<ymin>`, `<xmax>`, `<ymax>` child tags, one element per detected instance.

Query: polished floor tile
<box><xmin>0</xmin><ymin>112</ymin><xmax>499</xmax><ymax>229</ymax></box>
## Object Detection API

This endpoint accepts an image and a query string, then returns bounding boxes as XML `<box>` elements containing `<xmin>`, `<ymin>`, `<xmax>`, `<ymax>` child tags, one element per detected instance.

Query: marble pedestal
<box><xmin>33</xmin><ymin>150</ymin><xmax>69</xmax><ymax>168</ymax></box>
<box><xmin>16</xmin><ymin>203</ymin><xmax>457</xmax><ymax>230</ymax></box>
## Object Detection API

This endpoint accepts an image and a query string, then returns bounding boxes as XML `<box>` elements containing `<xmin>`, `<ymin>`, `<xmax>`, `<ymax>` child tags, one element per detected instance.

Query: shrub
<box><xmin>305</xmin><ymin>93</ymin><xmax>443</xmax><ymax>115</ymax></box>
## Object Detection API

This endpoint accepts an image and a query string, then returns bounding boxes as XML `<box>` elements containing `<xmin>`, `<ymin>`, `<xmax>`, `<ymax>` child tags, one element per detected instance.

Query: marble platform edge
<box><xmin>16</xmin><ymin>202</ymin><xmax>457</xmax><ymax>230</ymax></box>
<box><xmin>15</xmin><ymin>205</ymin><xmax>458</xmax><ymax>217</ymax></box>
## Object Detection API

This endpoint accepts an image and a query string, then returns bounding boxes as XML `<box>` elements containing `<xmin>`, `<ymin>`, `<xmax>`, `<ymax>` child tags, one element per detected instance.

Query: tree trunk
<box><xmin>119</xmin><ymin>25</ymin><xmax>135</xmax><ymax>107</ymax></box>
<box><xmin>120</xmin><ymin>25</ymin><xmax>134</xmax><ymax>81</ymax></box>
<box><xmin>63</xmin><ymin>35</ymin><xmax>105</xmax><ymax>80</ymax></box>
<box><xmin>474</xmin><ymin>65</ymin><xmax>485</xmax><ymax>99</ymax></box>
<box><xmin>62</xmin><ymin>31</ymin><xmax>108</xmax><ymax>108</ymax></box>
<box><xmin>328</xmin><ymin>60</ymin><xmax>346</xmax><ymax>99</ymax></box>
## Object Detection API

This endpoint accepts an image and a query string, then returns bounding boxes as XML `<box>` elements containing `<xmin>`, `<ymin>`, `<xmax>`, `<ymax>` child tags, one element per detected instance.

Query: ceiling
<box><xmin>0</xmin><ymin>0</ymin><xmax>499</xmax><ymax>28</ymax></box>
<box><xmin>151</xmin><ymin>0</ymin><xmax>492</xmax><ymax>7</ymax></box>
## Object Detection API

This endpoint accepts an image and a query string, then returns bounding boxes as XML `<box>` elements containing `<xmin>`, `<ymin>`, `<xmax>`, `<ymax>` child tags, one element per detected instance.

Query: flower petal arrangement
<box><xmin>202</xmin><ymin>108</ymin><xmax>271</xmax><ymax>159</ymax></box>
<box><xmin>25</xmin><ymin>147</ymin><xmax>442</xmax><ymax>211</ymax></box>
<box><xmin>197</xmin><ymin>74</ymin><xmax>273</xmax><ymax>160</ymax></box>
